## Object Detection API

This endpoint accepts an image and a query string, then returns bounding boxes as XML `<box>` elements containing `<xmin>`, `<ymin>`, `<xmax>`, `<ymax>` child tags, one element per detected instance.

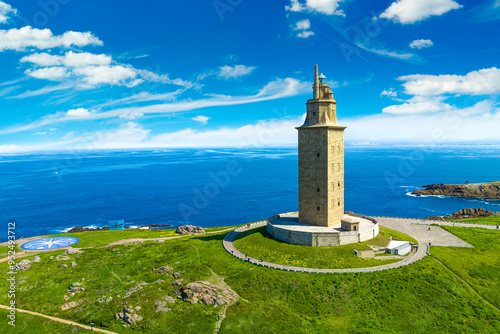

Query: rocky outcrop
<box><xmin>426</xmin><ymin>208</ymin><xmax>496</xmax><ymax>221</ymax></box>
<box><xmin>413</xmin><ymin>182</ymin><xmax>500</xmax><ymax>199</ymax></box>
<box><xmin>155</xmin><ymin>296</ymin><xmax>175</xmax><ymax>313</ymax></box>
<box><xmin>174</xmin><ymin>281</ymin><xmax>236</xmax><ymax>307</ymax></box>
<box><xmin>64</xmin><ymin>248</ymin><xmax>82</xmax><ymax>255</ymax></box>
<box><xmin>67</xmin><ymin>226</ymin><xmax>109</xmax><ymax>233</ymax></box>
<box><xmin>61</xmin><ymin>301</ymin><xmax>79</xmax><ymax>310</ymax></box>
<box><xmin>152</xmin><ymin>265</ymin><xmax>173</xmax><ymax>274</ymax></box>
<box><xmin>115</xmin><ymin>306</ymin><xmax>143</xmax><ymax>325</ymax></box>
<box><xmin>176</xmin><ymin>225</ymin><xmax>205</xmax><ymax>234</ymax></box>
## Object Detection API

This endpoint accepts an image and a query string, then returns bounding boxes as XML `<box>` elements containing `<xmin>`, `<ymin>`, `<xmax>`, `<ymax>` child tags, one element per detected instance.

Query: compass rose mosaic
<box><xmin>20</xmin><ymin>237</ymin><xmax>80</xmax><ymax>250</ymax></box>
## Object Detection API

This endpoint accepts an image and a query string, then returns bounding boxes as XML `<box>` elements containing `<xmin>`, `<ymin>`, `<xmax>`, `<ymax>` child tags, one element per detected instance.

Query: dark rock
<box><xmin>172</xmin><ymin>279</ymin><xmax>184</xmax><ymax>286</ymax></box>
<box><xmin>66</xmin><ymin>226</ymin><xmax>109</xmax><ymax>233</ymax></box>
<box><xmin>152</xmin><ymin>265</ymin><xmax>173</xmax><ymax>274</ymax></box>
<box><xmin>413</xmin><ymin>182</ymin><xmax>500</xmax><ymax>199</ymax></box>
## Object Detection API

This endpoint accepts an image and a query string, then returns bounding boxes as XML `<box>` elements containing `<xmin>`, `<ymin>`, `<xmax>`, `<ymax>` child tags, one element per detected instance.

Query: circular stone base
<box><xmin>267</xmin><ymin>212</ymin><xmax>379</xmax><ymax>247</ymax></box>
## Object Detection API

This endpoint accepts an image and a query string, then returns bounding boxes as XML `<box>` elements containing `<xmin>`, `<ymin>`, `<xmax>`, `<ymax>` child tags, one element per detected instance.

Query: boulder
<box><xmin>172</xmin><ymin>279</ymin><xmax>184</xmax><ymax>286</ymax></box>
<box><xmin>176</xmin><ymin>225</ymin><xmax>205</xmax><ymax>234</ymax></box>
<box><xmin>163</xmin><ymin>296</ymin><xmax>176</xmax><ymax>304</ymax></box>
<box><xmin>61</xmin><ymin>264</ymin><xmax>68</xmax><ymax>269</ymax></box>
<box><xmin>70</xmin><ymin>261</ymin><xmax>77</xmax><ymax>267</ymax></box>
<box><xmin>33</xmin><ymin>256</ymin><xmax>41</xmax><ymax>263</ymax></box>
<box><xmin>155</xmin><ymin>300</ymin><xmax>171</xmax><ymax>312</ymax></box>
<box><xmin>61</xmin><ymin>301</ymin><xmax>79</xmax><ymax>310</ymax></box>
<box><xmin>64</xmin><ymin>248</ymin><xmax>81</xmax><ymax>255</ymax></box>
<box><xmin>152</xmin><ymin>265</ymin><xmax>173</xmax><ymax>274</ymax></box>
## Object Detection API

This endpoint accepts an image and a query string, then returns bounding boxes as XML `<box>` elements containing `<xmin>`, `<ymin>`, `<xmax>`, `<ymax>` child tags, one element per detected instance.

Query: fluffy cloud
<box><xmin>293</xmin><ymin>19</ymin><xmax>315</xmax><ymax>38</ymax></box>
<box><xmin>218</xmin><ymin>65</ymin><xmax>256</xmax><ymax>80</ymax></box>
<box><xmin>286</xmin><ymin>0</ymin><xmax>345</xmax><ymax>16</ymax></box>
<box><xmin>0</xmin><ymin>1</ymin><xmax>16</xmax><ymax>24</ymax></box>
<box><xmin>19</xmin><ymin>51</ymin><xmax>192</xmax><ymax>90</ymax></box>
<box><xmin>345</xmin><ymin>103</ymin><xmax>500</xmax><ymax>143</ymax></box>
<box><xmin>67</xmin><ymin>108</ymin><xmax>90</xmax><ymax>117</ymax></box>
<box><xmin>0</xmin><ymin>26</ymin><xmax>102</xmax><ymax>51</ymax></box>
<box><xmin>398</xmin><ymin>67</ymin><xmax>500</xmax><ymax>96</ymax></box>
<box><xmin>73</xmin><ymin>65</ymin><xmax>142</xmax><ymax>88</ymax></box>
<box><xmin>191</xmin><ymin>115</ymin><xmax>210</xmax><ymax>125</ymax></box>
<box><xmin>21</xmin><ymin>51</ymin><xmax>112</xmax><ymax>67</ymax></box>
<box><xmin>25</xmin><ymin>67</ymin><xmax>68</xmax><ymax>80</ymax></box>
<box><xmin>409</xmin><ymin>39</ymin><xmax>433</xmax><ymax>49</ymax></box>
<box><xmin>382</xmin><ymin>96</ymin><xmax>454</xmax><ymax>114</ymax></box>
<box><xmin>380</xmin><ymin>89</ymin><xmax>398</xmax><ymax>98</ymax></box>
<box><xmin>380</xmin><ymin>0</ymin><xmax>462</xmax><ymax>24</ymax></box>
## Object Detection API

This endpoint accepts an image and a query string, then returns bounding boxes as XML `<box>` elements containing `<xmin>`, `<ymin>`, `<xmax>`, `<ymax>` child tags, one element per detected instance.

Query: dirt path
<box><xmin>104</xmin><ymin>227</ymin><xmax>236</xmax><ymax>247</ymax></box>
<box><xmin>0</xmin><ymin>304</ymin><xmax>118</xmax><ymax>333</ymax></box>
<box><xmin>430</xmin><ymin>257</ymin><xmax>499</xmax><ymax>312</ymax></box>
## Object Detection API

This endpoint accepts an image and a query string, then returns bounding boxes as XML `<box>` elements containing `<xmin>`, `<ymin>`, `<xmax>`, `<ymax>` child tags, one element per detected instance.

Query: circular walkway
<box><xmin>223</xmin><ymin>220</ymin><xmax>428</xmax><ymax>274</ymax></box>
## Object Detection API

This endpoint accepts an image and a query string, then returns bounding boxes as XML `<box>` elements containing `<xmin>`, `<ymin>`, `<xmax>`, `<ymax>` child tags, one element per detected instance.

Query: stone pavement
<box><xmin>223</xmin><ymin>217</ymin><xmax>483</xmax><ymax>274</ymax></box>
<box><xmin>376</xmin><ymin>217</ymin><xmax>473</xmax><ymax>248</ymax></box>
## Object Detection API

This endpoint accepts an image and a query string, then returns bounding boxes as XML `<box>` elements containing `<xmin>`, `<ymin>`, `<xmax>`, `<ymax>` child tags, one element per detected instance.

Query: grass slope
<box><xmin>0</xmin><ymin>308</ymin><xmax>92</xmax><ymax>333</ymax></box>
<box><xmin>431</xmin><ymin>226</ymin><xmax>500</xmax><ymax>308</ymax></box>
<box><xmin>0</xmin><ymin>228</ymin><xmax>498</xmax><ymax>333</ymax></box>
<box><xmin>450</xmin><ymin>216</ymin><xmax>500</xmax><ymax>226</ymax></box>
<box><xmin>232</xmin><ymin>226</ymin><xmax>417</xmax><ymax>269</ymax></box>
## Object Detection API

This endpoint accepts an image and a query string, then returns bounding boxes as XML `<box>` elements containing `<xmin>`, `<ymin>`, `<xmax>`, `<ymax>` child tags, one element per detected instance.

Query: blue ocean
<box><xmin>1</xmin><ymin>146</ymin><xmax>499</xmax><ymax>242</ymax></box>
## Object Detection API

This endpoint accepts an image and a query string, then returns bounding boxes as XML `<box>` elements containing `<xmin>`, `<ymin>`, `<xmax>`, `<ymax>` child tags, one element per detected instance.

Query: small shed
<box><xmin>386</xmin><ymin>240</ymin><xmax>410</xmax><ymax>255</ymax></box>
<box><xmin>394</xmin><ymin>243</ymin><xmax>412</xmax><ymax>255</ymax></box>
<box><xmin>341</xmin><ymin>218</ymin><xmax>360</xmax><ymax>232</ymax></box>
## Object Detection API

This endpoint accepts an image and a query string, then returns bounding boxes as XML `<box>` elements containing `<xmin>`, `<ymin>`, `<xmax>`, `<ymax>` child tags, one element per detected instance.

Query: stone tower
<box><xmin>296</xmin><ymin>65</ymin><xmax>346</xmax><ymax>227</ymax></box>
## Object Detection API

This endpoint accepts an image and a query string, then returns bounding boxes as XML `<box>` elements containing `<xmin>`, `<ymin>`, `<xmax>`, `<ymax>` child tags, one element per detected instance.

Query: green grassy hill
<box><xmin>1</xmin><ymin>226</ymin><xmax>498</xmax><ymax>333</ymax></box>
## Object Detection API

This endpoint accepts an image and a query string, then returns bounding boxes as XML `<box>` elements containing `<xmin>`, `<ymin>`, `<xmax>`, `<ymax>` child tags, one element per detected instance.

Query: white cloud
<box><xmin>297</xmin><ymin>31</ymin><xmax>315</xmax><ymax>38</ymax></box>
<box><xmin>398</xmin><ymin>67</ymin><xmax>500</xmax><ymax>96</ymax></box>
<box><xmin>32</xmin><ymin>131</ymin><xmax>47</xmax><ymax>135</ymax></box>
<box><xmin>293</xmin><ymin>19</ymin><xmax>311</xmax><ymax>30</ymax></box>
<box><xmin>25</xmin><ymin>67</ymin><xmax>69</xmax><ymax>81</ymax></box>
<box><xmin>358</xmin><ymin>45</ymin><xmax>416</xmax><ymax>60</ymax></box>
<box><xmin>409</xmin><ymin>39</ymin><xmax>433</xmax><ymax>49</ymax></box>
<box><xmin>380</xmin><ymin>89</ymin><xmax>397</xmax><ymax>98</ymax></box>
<box><xmin>382</xmin><ymin>95</ymin><xmax>455</xmax><ymax>114</ymax></box>
<box><xmin>344</xmin><ymin>102</ymin><xmax>500</xmax><ymax>143</ymax></box>
<box><xmin>67</xmin><ymin>108</ymin><xmax>90</xmax><ymax>117</ymax></box>
<box><xmin>191</xmin><ymin>115</ymin><xmax>210</xmax><ymax>125</ymax></box>
<box><xmin>19</xmin><ymin>51</ymin><xmax>191</xmax><ymax>91</ymax></box>
<box><xmin>380</xmin><ymin>0</ymin><xmax>462</xmax><ymax>24</ymax></box>
<box><xmin>293</xmin><ymin>19</ymin><xmax>315</xmax><ymax>38</ymax></box>
<box><xmin>286</xmin><ymin>0</ymin><xmax>345</xmax><ymax>16</ymax></box>
<box><xmin>0</xmin><ymin>1</ymin><xmax>17</xmax><ymax>24</ymax></box>
<box><xmin>0</xmin><ymin>26</ymin><xmax>102</xmax><ymax>51</ymax></box>
<box><xmin>73</xmin><ymin>65</ymin><xmax>142</xmax><ymax>88</ymax></box>
<box><xmin>119</xmin><ymin>112</ymin><xmax>144</xmax><ymax>120</ymax></box>
<box><xmin>218</xmin><ymin>65</ymin><xmax>256</xmax><ymax>80</ymax></box>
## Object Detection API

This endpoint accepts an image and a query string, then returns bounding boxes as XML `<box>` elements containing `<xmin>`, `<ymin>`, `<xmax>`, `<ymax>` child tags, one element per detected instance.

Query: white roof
<box><xmin>386</xmin><ymin>240</ymin><xmax>409</xmax><ymax>249</ymax></box>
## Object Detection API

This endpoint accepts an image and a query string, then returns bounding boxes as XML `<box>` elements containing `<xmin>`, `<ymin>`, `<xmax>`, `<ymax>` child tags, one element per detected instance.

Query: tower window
<box><xmin>317</xmin><ymin>206</ymin><xmax>320</xmax><ymax>211</ymax></box>
<box><xmin>338</xmin><ymin>198</ymin><xmax>341</xmax><ymax>206</ymax></box>
<box><xmin>338</xmin><ymin>182</ymin><xmax>341</xmax><ymax>188</ymax></box>
<box><xmin>338</xmin><ymin>163</ymin><xmax>341</xmax><ymax>170</ymax></box>
<box><xmin>312</xmin><ymin>112</ymin><xmax>316</xmax><ymax>116</ymax></box>
<box><xmin>317</xmin><ymin>153</ymin><xmax>320</xmax><ymax>157</ymax></box>
<box><xmin>317</xmin><ymin>188</ymin><xmax>320</xmax><ymax>192</ymax></box>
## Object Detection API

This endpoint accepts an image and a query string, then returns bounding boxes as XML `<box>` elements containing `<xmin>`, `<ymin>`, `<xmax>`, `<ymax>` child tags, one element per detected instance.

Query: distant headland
<box><xmin>412</xmin><ymin>181</ymin><xmax>500</xmax><ymax>199</ymax></box>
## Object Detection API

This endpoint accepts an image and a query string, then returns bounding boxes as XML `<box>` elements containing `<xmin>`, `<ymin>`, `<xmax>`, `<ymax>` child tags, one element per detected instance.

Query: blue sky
<box><xmin>0</xmin><ymin>0</ymin><xmax>499</xmax><ymax>152</ymax></box>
